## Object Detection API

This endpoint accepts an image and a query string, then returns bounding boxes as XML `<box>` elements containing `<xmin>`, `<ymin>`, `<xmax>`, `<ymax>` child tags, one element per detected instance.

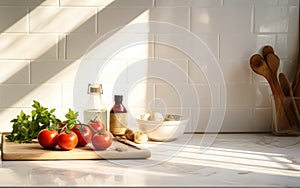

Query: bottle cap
<box><xmin>88</xmin><ymin>83</ymin><xmax>103</xmax><ymax>94</ymax></box>
<box><xmin>114</xmin><ymin>95</ymin><xmax>123</xmax><ymax>103</ymax></box>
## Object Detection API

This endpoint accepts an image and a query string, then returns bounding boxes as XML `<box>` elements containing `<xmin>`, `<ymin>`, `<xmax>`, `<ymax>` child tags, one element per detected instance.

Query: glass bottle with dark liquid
<box><xmin>110</xmin><ymin>95</ymin><xmax>128</xmax><ymax>136</ymax></box>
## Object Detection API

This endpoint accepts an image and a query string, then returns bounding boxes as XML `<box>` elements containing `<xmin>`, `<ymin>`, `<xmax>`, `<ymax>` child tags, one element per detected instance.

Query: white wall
<box><xmin>0</xmin><ymin>0</ymin><xmax>298</xmax><ymax>133</ymax></box>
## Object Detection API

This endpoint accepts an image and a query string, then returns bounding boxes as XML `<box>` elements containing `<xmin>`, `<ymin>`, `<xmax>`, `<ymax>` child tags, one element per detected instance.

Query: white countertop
<box><xmin>1</xmin><ymin>133</ymin><xmax>300</xmax><ymax>187</ymax></box>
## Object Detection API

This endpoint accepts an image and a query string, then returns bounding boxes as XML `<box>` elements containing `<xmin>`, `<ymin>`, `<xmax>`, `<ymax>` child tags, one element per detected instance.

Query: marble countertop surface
<box><xmin>1</xmin><ymin>133</ymin><xmax>300</xmax><ymax>187</ymax></box>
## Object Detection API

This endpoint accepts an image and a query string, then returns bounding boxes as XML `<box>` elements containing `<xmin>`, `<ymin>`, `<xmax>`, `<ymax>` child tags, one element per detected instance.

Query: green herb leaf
<box><xmin>6</xmin><ymin>101</ymin><xmax>62</xmax><ymax>143</ymax></box>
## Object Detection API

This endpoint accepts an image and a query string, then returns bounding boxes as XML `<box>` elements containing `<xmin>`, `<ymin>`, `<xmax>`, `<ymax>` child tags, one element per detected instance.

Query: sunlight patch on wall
<box><xmin>29</xmin><ymin>7</ymin><xmax>97</xmax><ymax>33</ymax></box>
<box><xmin>0</xmin><ymin>60</ymin><xmax>29</xmax><ymax>83</ymax></box>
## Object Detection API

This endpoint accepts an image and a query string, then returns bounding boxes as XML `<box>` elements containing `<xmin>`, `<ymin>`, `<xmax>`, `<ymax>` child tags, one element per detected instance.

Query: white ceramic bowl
<box><xmin>136</xmin><ymin>114</ymin><xmax>189</xmax><ymax>141</ymax></box>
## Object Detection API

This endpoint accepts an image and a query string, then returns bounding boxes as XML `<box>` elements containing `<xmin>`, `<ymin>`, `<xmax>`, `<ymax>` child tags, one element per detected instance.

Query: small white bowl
<box><xmin>136</xmin><ymin>114</ymin><xmax>189</xmax><ymax>141</ymax></box>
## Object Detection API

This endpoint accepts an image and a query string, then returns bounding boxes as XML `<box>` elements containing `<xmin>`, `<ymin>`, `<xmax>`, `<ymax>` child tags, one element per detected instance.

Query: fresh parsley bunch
<box><xmin>6</xmin><ymin>100</ymin><xmax>62</xmax><ymax>143</ymax></box>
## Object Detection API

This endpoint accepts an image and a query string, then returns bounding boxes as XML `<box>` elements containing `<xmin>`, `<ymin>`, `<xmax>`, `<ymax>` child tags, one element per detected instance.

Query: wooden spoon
<box><xmin>265</xmin><ymin>53</ymin><xmax>299</xmax><ymax>130</ymax></box>
<box><xmin>265</xmin><ymin>53</ymin><xmax>282</xmax><ymax>95</ymax></box>
<box><xmin>262</xmin><ymin>45</ymin><xmax>274</xmax><ymax>60</ymax></box>
<box><xmin>294</xmin><ymin>73</ymin><xmax>300</xmax><ymax>114</ymax></box>
<box><xmin>250</xmin><ymin>54</ymin><xmax>290</xmax><ymax>130</ymax></box>
<box><xmin>279</xmin><ymin>72</ymin><xmax>300</xmax><ymax>126</ymax></box>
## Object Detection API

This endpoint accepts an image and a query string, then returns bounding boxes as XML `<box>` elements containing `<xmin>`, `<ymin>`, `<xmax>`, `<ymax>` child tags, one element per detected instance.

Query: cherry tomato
<box><xmin>92</xmin><ymin>131</ymin><xmax>113</xmax><ymax>150</ymax></box>
<box><xmin>71</xmin><ymin>124</ymin><xmax>93</xmax><ymax>147</ymax></box>
<box><xmin>57</xmin><ymin>131</ymin><xmax>78</xmax><ymax>151</ymax></box>
<box><xmin>37</xmin><ymin>129</ymin><xmax>58</xmax><ymax>149</ymax></box>
<box><xmin>89</xmin><ymin>120</ymin><xmax>105</xmax><ymax>133</ymax></box>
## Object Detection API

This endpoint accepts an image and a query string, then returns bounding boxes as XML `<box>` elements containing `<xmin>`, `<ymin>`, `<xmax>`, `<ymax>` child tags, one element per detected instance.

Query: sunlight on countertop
<box><xmin>0</xmin><ymin>133</ymin><xmax>300</xmax><ymax>187</ymax></box>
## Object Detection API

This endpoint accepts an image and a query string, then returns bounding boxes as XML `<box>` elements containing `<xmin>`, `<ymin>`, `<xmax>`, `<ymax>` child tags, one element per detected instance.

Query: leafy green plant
<box><xmin>60</xmin><ymin>108</ymin><xmax>79</xmax><ymax>133</ymax></box>
<box><xmin>6</xmin><ymin>100</ymin><xmax>62</xmax><ymax>143</ymax></box>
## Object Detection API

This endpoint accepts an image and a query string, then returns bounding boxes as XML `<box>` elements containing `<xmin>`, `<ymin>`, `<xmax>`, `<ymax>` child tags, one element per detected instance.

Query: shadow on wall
<box><xmin>0</xmin><ymin>0</ymin><xmax>151</xmax><ymax>113</ymax></box>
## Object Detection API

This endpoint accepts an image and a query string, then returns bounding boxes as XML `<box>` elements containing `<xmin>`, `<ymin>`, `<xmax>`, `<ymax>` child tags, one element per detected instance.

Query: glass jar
<box><xmin>110</xmin><ymin>95</ymin><xmax>128</xmax><ymax>136</ymax></box>
<box><xmin>83</xmin><ymin>83</ymin><xmax>107</xmax><ymax>131</ymax></box>
<box><xmin>271</xmin><ymin>95</ymin><xmax>300</xmax><ymax>136</ymax></box>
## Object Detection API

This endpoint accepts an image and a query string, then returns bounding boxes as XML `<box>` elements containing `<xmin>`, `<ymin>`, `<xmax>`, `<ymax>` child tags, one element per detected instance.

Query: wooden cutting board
<box><xmin>1</xmin><ymin>134</ymin><xmax>151</xmax><ymax>161</ymax></box>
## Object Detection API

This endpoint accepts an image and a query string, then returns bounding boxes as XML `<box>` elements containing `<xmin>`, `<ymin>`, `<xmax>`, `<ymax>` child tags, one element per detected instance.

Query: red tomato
<box><xmin>57</xmin><ymin>131</ymin><xmax>78</xmax><ymax>151</ymax></box>
<box><xmin>71</xmin><ymin>124</ymin><xmax>93</xmax><ymax>147</ymax></box>
<box><xmin>37</xmin><ymin>129</ymin><xmax>58</xmax><ymax>149</ymax></box>
<box><xmin>92</xmin><ymin>131</ymin><xmax>113</xmax><ymax>150</ymax></box>
<box><xmin>89</xmin><ymin>120</ymin><xmax>105</xmax><ymax>133</ymax></box>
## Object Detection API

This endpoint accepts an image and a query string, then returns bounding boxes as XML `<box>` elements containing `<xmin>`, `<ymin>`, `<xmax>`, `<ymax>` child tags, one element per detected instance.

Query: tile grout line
<box><xmin>27</xmin><ymin>6</ymin><xmax>30</xmax><ymax>34</ymax></box>
<box><xmin>250</xmin><ymin>5</ymin><xmax>255</xmax><ymax>33</ymax></box>
<box><xmin>95</xmin><ymin>8</ymin><xmax>98</xmax><ymax>34</ymax></box>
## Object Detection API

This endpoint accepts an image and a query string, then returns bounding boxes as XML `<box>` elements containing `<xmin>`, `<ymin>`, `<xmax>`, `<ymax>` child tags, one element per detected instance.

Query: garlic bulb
<box><xmin>134</xmin><ymin>131</ymin><xmax>148</xmax><ymax>144</ymax></box>
<box><xmin>150</xmin><ymin>112</ymin><xmax>164</xmax><ymax>121</ymax></box>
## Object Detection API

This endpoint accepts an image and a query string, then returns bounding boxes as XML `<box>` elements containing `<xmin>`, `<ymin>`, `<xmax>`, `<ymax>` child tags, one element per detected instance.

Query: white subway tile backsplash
<box><xmin>128</xmin><ymin>81</ymin><xmax>155</xmax><ymax>108</ymax></box>
<box><xmin>60</xmin><ymin>0</ymin><xmax>154</xmax><ymax>7</ymax></box>
<box><xmin>66</xmin><ymin>33</ymin><xmax>101</xmax><ymax>59</ymax></box>
<box><xmin>151</xmin><ymin>59</ymin><xmax>188</xmax><ymax>83</ymax></box>
<box><xmin>149</xmin><ymin>7</ymin><xmax>190</xmax><ymax>32</ymax></box>
<box><xmin>279</xmin><ymin>0</ymin><xmax>299</xmax><ymax>6</ymax></box>
<box><xmin>62</xmin><ymin>84</ymin><xmax>75</xmax><ymax>108</ymax></box>
<box><xmin>66</xmin><ymin>33</ymin><xmax>153</xmax><ymax>59</ymax></box>
<box><xmin>154</xmin><ymin>43</ymin><xmax>189</xmax><ymax>59</ymax></box>
<box><xmin>194</xmin><ymin>84</ymin><xmax>220</xmax><ymax>107</ymax></box>
<box><xmin>191</xmin><ymin>107</ymin><xmax>229</xmax><ymax>132</ymax></box>
<box><xmin>0</xmin><ymin>34</ymin><xmax>57</xmax><ymax>59</ymax></box>
<box><xmin>219</xmin><ymin>34</ymin><xmax>276</xmax><ymax>60</ymax></box>
<box><xmin>113</xmin><ymin>42</ymin><xmax>154</xmax><ymax>60</ymax></box>
<box><xmin>274</xmin><ymin>33</ymin><xmax>298</xmax><ymax>59</ymax></box>
<box><xmin>279</xmin><ymin>59</ymin><xmax>298</xmax><ymax>81</ymax></box>
<box><xmin>58</xmin><ymin>34</ymin><xmax>66</xmax><ymax>59</ymax></box>
<box><xmin>288</xmin><ymin>6</ymin><xmax>299</xmax><ymax>33</ymax></box>
<box><xmin>0</xmin><ymin>84</ymin><xmax>62</xmax><ymax>108</ymax></box>
<box><xmin>97</xmin><ymin>7</ymin><xmax>151</xmax><ymax>35</ymax></box>
<box><xmin>254</xmin><ymin>6</ymin><xmax>290</xmax><ymax>33</ymax></box>
<box><xmin>223</xmin><ymin>0</ymin><xmax>254</xmax><ymax>6</ymax></box>
<box><xmin>154</xmin><ymin>34</ymin><xmax>198</xmax><ymax>59</ymax></box>
<box><xmin>156</xmin><ymin>0</ymin><xmax>222</xmax><ymax>7</ymax></box>
<box><xmin>30</xmin><ymin>60</ymin><xmax>80</xmax><ymax>84</ymax></box>
<box><xmin>219</xmin><ymin>59</ymin><xmax>251</xmax><ymax>84</ymax></box>
<box><xmin>97</xmin><ymin>59</ymin><xmax>127</xmax><ymax>85</ymax></box>
<box><xmin>220</xmin><ymin>34</ymin><xmax>256</xmax><ymax>60</ymax></box>
<box><xmin>191</xmin><ymin>6</ymin><xmax>252</xmax><ymax>34</ymax></box>
<box><xmin>127</xmin><ymin>58</ymin><xmax>188</xmax><ymax>84</ymax></box>
<box><xmin>0</xmin><ymin>60</ymin><xmax>30</xmax><ymax>84</ymax></box>
<box><xmin>30</xmin><ymin>7</ymin><xmax>96</xmax><ymax>33</ymax></box>
<box><xmin>98</xmin><ymin>7</ymin><xmax>189</xmax><ymax>34</ymax></box>
<box><xmin>0</xmin><ymin>0</ymin><xmax>58</xmax><ymax>6</ymax></box>
<box><xmin>190</xmin><ymin>33</ymin><xmax>219</xmax><ymax>60</ymax></box>
<box><xmin>0</xmin><ymin>0</ymin><xmax>297</xmax><ymax>133</ymax></box>
<box><xmin>155</xmin><ymin>83</ymin><xmax>182</xmax><ymax>108</ymax></box>
<box><xmin>253</xmin><ymin>0</ymin><xmax>278</xmax><ymax>6</ymax></box>
<box><xmin>0</xmin><ymin>7</ymin><xmax>27</xmax><ymax>33</ymax></box>
<box><xmin>188</xmin><ymin>60</ymin><xmax>207</xmax><ymax>84</ymax></box>
<box><xmin>221</xmin><ymin>84</ymin><xmax>271</xmax><ymax>107</ymax></box>
<box><xmin>256</xmin><ymin>35</ymin><xmax>276</xmax><ymax>50</ymax></box>
<box><xmin>220</xmin><ymin>108</ymin><xmax>253</xmax><ymax>132</ymax></box>
<box><xmin>252</xmin><ymin>107</ymin><xmax>272</xmax><ymax>132</ymax></box>
<box><xmin>155</xmin><ymin>83</ymin><xmax>217</xmax><ymax>108</ymax></box>
<box><xmin>190</xmin><ymin>107</ymin><xmax>209</xmax><ymax>132</ymax></box>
